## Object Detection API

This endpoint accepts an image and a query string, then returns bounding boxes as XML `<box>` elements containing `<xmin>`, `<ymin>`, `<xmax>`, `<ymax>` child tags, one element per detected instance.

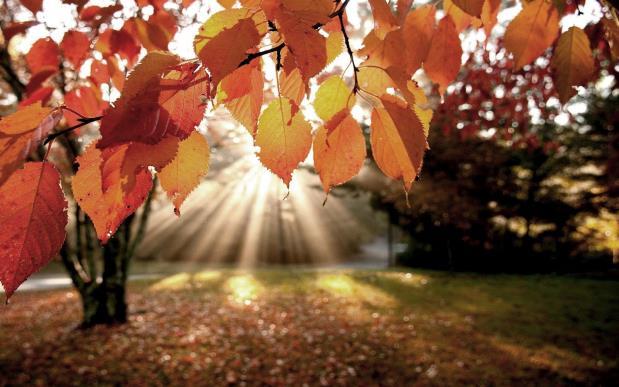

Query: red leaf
<box><xmin>25</xmin><ymin>66</ymin><xmax>57</xmax><ymax>94</ymax></box>
<box><xmin>19</xmin><ymin>87</ymin><xmax>54</xmax><ymax>108</ymax></box>
<box><xmin>19</xmin><ymin>0</ymin><xmax>42</xmax><ymax>14</ymax></box>
<box><xmin>60</xmin><ymin>30</ymin><xmax>91</xmax><ymax>69</ymax></box>
<box><xmin>26</xmin><ymin>38</ymin><xmax>60</xmax><ymax>75</ymax></box>
<box><xmin>0</xmin><ymin>162</ymin><xmax>68</xmax><ymax>299</ymax></box>
<box><xmin>89</xmin><ymin>59</ymin><xmax>111</xmax><ymax>86</ymax></box>
<box><xmin>64</xmin><ymin>86</ymin><xmax>108</xmax><ymax>127</ymax></box>
<box><xmin>1</xmin><ymin>21</ymin><xmax>36</xmax><ymax>42</ymax></box>
<box><xmin>98</xmin><ymin>54</ymin><xmax>209</xmax><ymax>147</ymax></box>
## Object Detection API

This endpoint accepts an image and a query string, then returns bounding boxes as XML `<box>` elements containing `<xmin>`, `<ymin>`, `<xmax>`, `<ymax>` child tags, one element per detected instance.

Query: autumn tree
<box><xmin>0</xmin><ymin>0</ymin><xmax>617</xmax><ymax>326</ymax></box>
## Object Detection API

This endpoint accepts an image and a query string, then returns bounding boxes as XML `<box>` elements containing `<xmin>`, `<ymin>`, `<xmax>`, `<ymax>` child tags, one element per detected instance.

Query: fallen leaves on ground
<box><xmin>0</xmin><ymin>270</ymin><xmax>617</xmax><ymax>386</ymax></box>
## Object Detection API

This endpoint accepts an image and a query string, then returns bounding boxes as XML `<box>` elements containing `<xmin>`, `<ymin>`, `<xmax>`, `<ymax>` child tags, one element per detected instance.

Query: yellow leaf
<box><xmin>313</xmin><ymin>75</ymin><xmax>356</xmax><ymax>122</ymax></box>
<box><xmin>159</xmin><ymin>131</ymin><xmax>210</xmax><ymax>215</ymax></box>
<box><xmin>326</xmin><ymin>30</ymin><xmax>344</xmax><ymax>65</ymax></box>
<box><xmin>255</xmin><ymin>98</ymin><xmax>312</xmax><ymax>185</ymax></box>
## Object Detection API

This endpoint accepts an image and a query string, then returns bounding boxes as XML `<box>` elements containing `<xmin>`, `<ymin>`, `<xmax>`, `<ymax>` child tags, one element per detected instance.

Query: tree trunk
<box><xmin>80</xmin><ymin>279</ymin><xmax>127</xmax><ymax>328</ymax></box>
<box><xmin>79</xmin><ymin>232</ymin><xmax>129</xmax><ymax>328</ymax></box>
<box><xmin>60</xmin><ymin>184</ymin><xmax>154</xmax><ymax>328</ymax></box>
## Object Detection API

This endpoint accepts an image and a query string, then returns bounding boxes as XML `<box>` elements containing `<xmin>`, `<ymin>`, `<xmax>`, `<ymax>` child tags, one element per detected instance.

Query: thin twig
<box><xmin>338</xmin><ymin>9</ymin><xmax>359</xmax><ymax>93</ymax></box>
<box><xmin>43</xmin><ymin>115</ymin><xmax>103</xmax><ymax>145</ymax></box>
<box><xmin>240</xmin><ymin>0</ymin><xmax>352</xmax><ymax>68</ymax></box>
<box><xmin>239</xmin><ymin>43</ymin><xmax>285</xmax><ymax>67</ymax></box>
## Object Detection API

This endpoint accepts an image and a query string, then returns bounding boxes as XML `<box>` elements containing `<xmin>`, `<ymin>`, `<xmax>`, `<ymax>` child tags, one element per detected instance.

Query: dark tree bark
<box><xmin>61</xmin><ymin>186</ymin><xmax>155</xmax><ymax>329</ymax></box>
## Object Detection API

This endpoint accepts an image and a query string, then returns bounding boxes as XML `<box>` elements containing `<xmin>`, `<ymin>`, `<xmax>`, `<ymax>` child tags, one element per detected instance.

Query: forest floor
<box><xmin>0</xmin><ymin>269</ymin><xmax>617</xmax><ymax>386</ymax></box>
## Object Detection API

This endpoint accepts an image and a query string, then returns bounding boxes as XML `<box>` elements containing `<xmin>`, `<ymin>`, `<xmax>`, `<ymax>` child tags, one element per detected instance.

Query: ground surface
<box><xmin>1</xmin><ymin>269</ymin><xmax>617</xmax><ymax>386</ymax></box>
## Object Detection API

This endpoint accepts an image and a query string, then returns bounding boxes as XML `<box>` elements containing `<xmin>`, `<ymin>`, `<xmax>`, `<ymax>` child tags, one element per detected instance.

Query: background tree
<box><xmin>1</xmin><ymin>0</ymin><xmax>618</xmax><ymax>327</ymax></box>
<box><xmin>368</xmin><ymin>37</ymin><xmax>619</xmax><ymax>271</ymax></box>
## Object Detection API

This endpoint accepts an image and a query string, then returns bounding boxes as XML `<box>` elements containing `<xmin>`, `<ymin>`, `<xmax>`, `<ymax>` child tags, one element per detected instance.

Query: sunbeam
<box><xmin>137</xmin><ymin>115</ymin><xmax>385</xmax><ymax>267</ymax></box>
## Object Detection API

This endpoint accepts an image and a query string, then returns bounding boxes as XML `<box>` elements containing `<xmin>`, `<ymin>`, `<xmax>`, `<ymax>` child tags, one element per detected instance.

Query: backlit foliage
<box><xmin>0</xmin><ymin>0</ymin><xmax>617</xmax><ymax>296</ymax></box>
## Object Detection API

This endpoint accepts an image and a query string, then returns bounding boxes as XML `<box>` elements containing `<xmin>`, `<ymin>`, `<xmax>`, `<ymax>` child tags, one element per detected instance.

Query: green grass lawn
<box><xmin>1</xmin><ymin>269</ymin><xmax>618</xmax><ymax>385</ymax></box>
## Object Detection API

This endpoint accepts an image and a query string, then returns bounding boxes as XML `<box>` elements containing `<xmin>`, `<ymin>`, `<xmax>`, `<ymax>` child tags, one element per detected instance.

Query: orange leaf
<box><xmin>110</xmin><ymin>136</ymin><xmax>180</xmax><ymax>193</ymax></box>
<box><xmin>368</xmin><ymin>0</ymin><xmax>399</xmax><ymax>39</ymax></box>
<box><xmin>504</xmin><ymin>0</ymin><xmax>559</xmax><ymax>70</ymax></box>
<box><xmin>452</xmin><ymin>0</ymin><xmax>484</xmax><ymax>18</ymax></box>
<box><xmin>275</xmin><ymin>15</ymin><xmax>327</xmax><ymax>80</ymax></box>
<box><xmin>217</xmin><ymin>63</ymin><xmax>264</xmax><ymax>136</ymax></box>
<box><xmin>313</xmin><ymin>75</ymin><xmax>356</xmax><ymax>122</ymax></box>
<box><xmin>0</xmin><ymin>162</ymin><xmax>67</xmax><ymax>299</ymax></box>
<box><xmin>424</xmin><ymin>15</ymin><xmax>462</xmax><ymax>95</ymax></box>
<box><xmin>443</xmin><ymin>0</ymin><xmax>475</xmax><ymax>33</ymax></box>
<box><xmin>98</xmin><ymin>54</ymin><xmax>209</xmax><ymax>147</ymax></box>
<box><xmin>313</xmin><ymin>111</ymin><xmax>366</xmax><ymax>193</ymax></box>
<box><xmin>396</xmin><ymin>0</ymin><xmax>413</xmax><ymax>24</ymax></box>
<box><xmin>132</xmin><ymin>17</ymin><xmax>171</xmax><ymax>51</ymax></box>
<box><xmin>95</xmin><ymin>28</ymin><xmax>141</xmax><ymax>66</ymax></box>
<box><xmin>217</xmin><ymin>0</ymin><xmax>236</xmax><ymax>8</ymax></box>
<box><xmin>371</xmin><ymin>95</ymin><xmax>427</xmax><ymax>191</ymax></box>
<box><xmin>60</xmin><ymin>30</ymin><xmax>90</xmax><ymax>69</ymax></box>
<box><xmin>194</xmin><ymin>8</ymin><xmax>265</xmax><ymax>86</ymax></box>
<box><xmin>402</xmin><ymin>4</ymin><xmax>436</xmax><ymax>75</ymax></box>
<box><xmin>279</xmin><ymin>67</ymin><xmax>306</xmax><ymax>106</ymax></box>
<box><xmin>106</xmin><ymin>55</ymin><xmax>125</xmax><ymax>90</ymax></box>
<box><xmin>360</xmin><ymin>29</ymin><xmax>407</xmax><ymax>71</ymax></box>
<box><xmin>480</xmin><ymin>0</ymin><xmax>501</xmax><ymax>37</ymax></box>
<box><xmin>159</xmin><ymin>131</ymin><xmax>210</xmax><ymax>215</ymax></box>
<box><xmin>551</xmin><ymin>26</ymin><xmax>595</xmax><ymax>104</ymax></box>
<box><xmin>26</xmin><ymin>38</ymin><xmax>60</xmax><ymax>75</ymax></box>
<box><xmin>255</xmin><ymin>98</ymin><xmax>311</xmax><ymax>185</ymax></box>
<box><xmin>73</xmin><ymin>142</ymin><xmax>153</xmax><ymax>243</ymax></box>
<box><xmin>0</xmin><ymin>103</ymin><xmax>62</xmax><ymax>185</ymax></box>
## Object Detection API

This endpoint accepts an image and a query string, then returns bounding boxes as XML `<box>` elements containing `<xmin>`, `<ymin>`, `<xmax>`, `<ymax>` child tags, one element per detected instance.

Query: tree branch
<box><xmin>338</xmin><ymin>9</ymin><xmax>359</xmax><ymax>93</ymax></box>
<box><xmin>0</xmin><ymin>48</ymin><xmax>25</xmax><ymax>101</ymax></box>
<box><xmin>127</xmin><ymin>178</ymin><xmax>156</xmax><ymax>261</ymax></box>
<box><xmin>239</xmin><ymin>43</ymin><xmax>285</xmax><ymax>67</ymax></box>
<box><xmin>239</xmin><ymin>0</ymin><xmax>352</xmax><ymax>68</ymax></box>
<box><xmin>44</xmin><ymin>115</ymin><xmax>103</xmax><ymax>145</ymax></box>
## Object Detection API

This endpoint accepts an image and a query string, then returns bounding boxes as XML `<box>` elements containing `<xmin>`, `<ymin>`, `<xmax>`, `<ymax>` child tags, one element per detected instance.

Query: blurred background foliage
<box><xmin>363</xmin><ymin>44</ymin><xmax>618</xmax><ymax>273</ymax></box>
